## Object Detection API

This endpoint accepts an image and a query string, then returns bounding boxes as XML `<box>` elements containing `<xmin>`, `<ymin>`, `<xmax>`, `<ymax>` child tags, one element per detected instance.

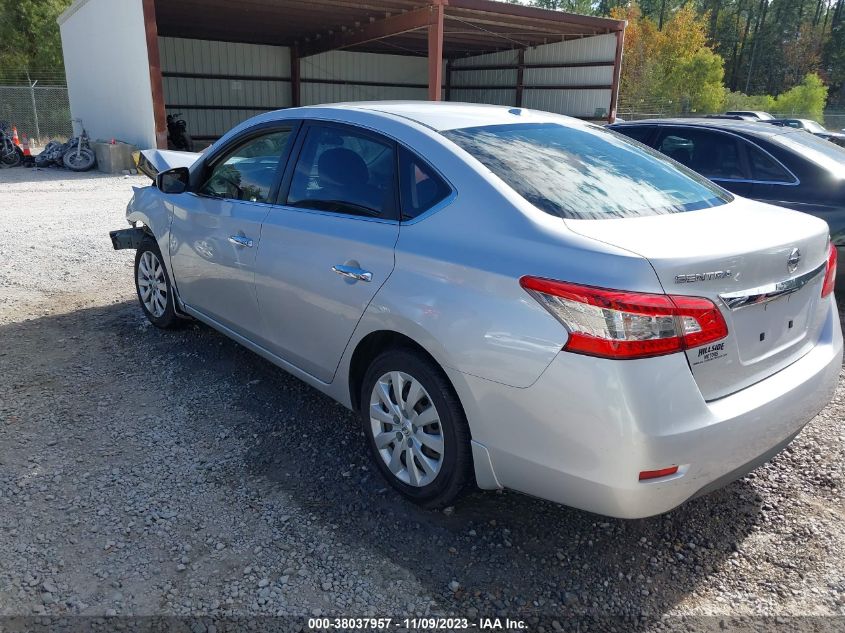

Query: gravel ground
<box><xmin>0</xmin><ymin>168</ymin><xmax>844</xmax><ymax>631</ymax></box>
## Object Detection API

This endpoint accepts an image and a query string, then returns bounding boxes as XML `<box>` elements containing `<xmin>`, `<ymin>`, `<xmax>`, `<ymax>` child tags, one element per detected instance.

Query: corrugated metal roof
<box><xmin>153</xmin><ymin>0</ymin><xmax>625</xmax><ymax>57</ymax></box>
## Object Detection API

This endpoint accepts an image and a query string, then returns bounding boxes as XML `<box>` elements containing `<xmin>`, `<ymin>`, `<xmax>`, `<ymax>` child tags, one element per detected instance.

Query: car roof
<box><xmin>610</xmin><ymin>117</ymin><xmax>802</xmax><ymax>139</ymax></box>
<box><xmin>292</xmin><ymin>101</ymin><xmax>577</xmax><ymax>132</ymax></box>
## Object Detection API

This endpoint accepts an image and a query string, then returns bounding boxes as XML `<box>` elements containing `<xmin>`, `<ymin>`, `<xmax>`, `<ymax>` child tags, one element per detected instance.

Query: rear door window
<box><xmin>285</xmin><ymin>125</ymin><xmax>397</xmax><ymax>219</ymax></box>
<box><xmin>613</xmin><ymin>125</ymin><xmax>656</xmax><ymax>145</ymax></box>
<box><xmin>656</xmin><ymin>128</ymin><xmax>748</xmax><ymax>181</ymax></box>
<box><xmin>746</xmin><ymin>144</ymin><xmax>795</xmax><ymax>183</ymax></box>
<box><xmin>397</xmin><ymin>147</ymin><xmax>452</xmax><ymax>220</ymax></box>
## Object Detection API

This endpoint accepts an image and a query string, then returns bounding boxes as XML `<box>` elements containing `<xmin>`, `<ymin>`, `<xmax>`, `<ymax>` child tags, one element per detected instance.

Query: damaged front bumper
<box><xmin>109</xmin><ymin>227</ymin><xmax>147</xmax><ymax>251</ymax></box>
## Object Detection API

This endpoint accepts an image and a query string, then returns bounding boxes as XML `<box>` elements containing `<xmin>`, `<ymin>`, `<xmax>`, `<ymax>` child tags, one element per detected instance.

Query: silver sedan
<box><xmin>111</xmin><ymin>102</ymin><xmax>842</xmax><ymax>518</ymax></box>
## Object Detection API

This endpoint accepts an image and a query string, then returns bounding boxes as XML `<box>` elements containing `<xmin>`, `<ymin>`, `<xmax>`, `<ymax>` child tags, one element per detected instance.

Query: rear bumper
<box><xmin>459</xmin><ymin>296</ymin><xmax>842</xmax><ymax>519</ymax></box>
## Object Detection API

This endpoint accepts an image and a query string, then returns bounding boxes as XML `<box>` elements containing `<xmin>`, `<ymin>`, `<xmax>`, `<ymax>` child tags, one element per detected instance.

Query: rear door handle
<box><xmin>332</xmin><ymin>264</ymin><xmax>372</xmax><ymax>282</ymax></box>
<box><xmin>228</xmin><ymin>235</ymin><xmax>254</xmax><ymax>248</ymax></box>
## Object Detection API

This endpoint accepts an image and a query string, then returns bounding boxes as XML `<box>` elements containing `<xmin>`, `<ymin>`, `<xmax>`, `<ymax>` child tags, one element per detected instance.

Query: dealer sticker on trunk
<box><xmin>691</xmin><ymin>342</ymin><xmax>727</xmax><ymax>365</ymax></box>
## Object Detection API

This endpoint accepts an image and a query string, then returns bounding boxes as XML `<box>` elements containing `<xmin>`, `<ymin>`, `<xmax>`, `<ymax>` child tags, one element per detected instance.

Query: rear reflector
<box><xmin>822</xmin><ymin>242</ymin><xmax>837</xmax><ymax>298</ymax></box>
<box><xmin>639</xmin><ymin>466</ymin><xmax>679</xmax><ymax>481</ymax></box>
<box><xmin>520</xmin><ymin>277</ymin><xmax>728</xmax><ymax>360</ymax></box>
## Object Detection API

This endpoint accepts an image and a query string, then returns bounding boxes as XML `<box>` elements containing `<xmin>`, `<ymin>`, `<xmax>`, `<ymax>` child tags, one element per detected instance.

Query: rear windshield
<box><xmin>772</xmin><ymin>130</ymin><xmax>845</xmax><ymax>179</ymax></box>
<box><xmin>442</xmin><ymin>122</ymin><xmax>731</xmax><ymax>220</ymax></box>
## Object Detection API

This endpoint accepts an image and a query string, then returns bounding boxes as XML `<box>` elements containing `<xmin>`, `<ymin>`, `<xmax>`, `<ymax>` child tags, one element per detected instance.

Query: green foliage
<box><xmin>723</xmin><ymin>91</ymin><xmax>776</xmax><ymax>111</ymax></box>
<box><xmin>713</xmin><ymin>72</ymin><xmax>828</xmax><ymax>119</ymax></box>
<box><xmin>773</xmin><ymin>72</ymin><xmax>829</xmax><ymax>120</ymax></box>
<box><xmin>0</xmin><ymin>0</ymin><xmax>72</xmax><ymax>81</ymax></box>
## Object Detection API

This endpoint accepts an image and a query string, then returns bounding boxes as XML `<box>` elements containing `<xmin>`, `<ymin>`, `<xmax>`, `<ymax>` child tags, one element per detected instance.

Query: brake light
<box><xmin>821</xmin><ymin>243</ymin><xmax>837</xmax><ymax>298</ymax></box>
<box><xmin>520</xmin><ymin>277</ymin><xmax>728</xmax><ymax>360</ymax></box>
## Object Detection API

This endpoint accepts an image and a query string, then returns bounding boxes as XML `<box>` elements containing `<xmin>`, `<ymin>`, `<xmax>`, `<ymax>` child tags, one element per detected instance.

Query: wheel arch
<box><xmin>345</xmin><ymin>327</ymin><xmax>502</xmax><ymax>492</ymax></box>
<box><xmin>348</xmin><ymin>330</ymin><xmax>445</xmax><ymax>413</ymax></box>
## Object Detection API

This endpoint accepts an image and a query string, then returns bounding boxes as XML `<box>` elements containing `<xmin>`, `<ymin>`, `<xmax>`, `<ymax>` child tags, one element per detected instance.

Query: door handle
<box><xmin>332</xmin><ymin>264</ymin><xmax>373</xmax><ymax>282</ymax></box>
<box><xmin>228</xmin><ymin>235</ymin><xmax>254</xmax><ymax>248</ymax></box>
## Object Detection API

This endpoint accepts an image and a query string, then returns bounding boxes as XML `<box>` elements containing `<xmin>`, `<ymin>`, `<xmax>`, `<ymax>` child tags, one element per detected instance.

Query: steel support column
<box><xmin>428</xmin><ymin>2</ymin><xmax>445</xmax><ymax>101</ymax></box>
<box><xmin>515</xmin><ymin>48</ymin><xmax>525</xmax><ymax>108</ymax></box>
<box><xmin>608</xmin><ymin>28</ymin><xmax>625</xmax><ymax>123</ymax></box>
<box><xmin>290</xmin><ymin>46</ymin><xmax>301</xmax><ymax>107</ymax></box>
<box><xmin>142</xmin><ymin>0</ymin><xmax>167</xmax><ymax>149</ymax></box>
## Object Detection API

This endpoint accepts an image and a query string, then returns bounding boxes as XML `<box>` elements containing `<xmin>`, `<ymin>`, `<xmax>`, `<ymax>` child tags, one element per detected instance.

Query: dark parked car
<box><xmin>609</xmin><ymin>118</ymin><xmax>845</xmax><ymax>285</ymax></box>
<box><xmin>765</xmin><ymin>118</ymin><xmax>845</xmax><ymax>147</ymax></box>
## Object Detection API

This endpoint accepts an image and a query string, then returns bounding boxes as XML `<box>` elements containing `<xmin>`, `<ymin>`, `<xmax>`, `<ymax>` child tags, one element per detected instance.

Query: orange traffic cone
<box><xmin>21</xmin><ymin>134</ymin><xmax>31</xmax><ymax>157</ymax></box>
<box><xmin>11</xmin><ymin>126</ymin><xmax>20</xmax><ymax>147</ymax></box>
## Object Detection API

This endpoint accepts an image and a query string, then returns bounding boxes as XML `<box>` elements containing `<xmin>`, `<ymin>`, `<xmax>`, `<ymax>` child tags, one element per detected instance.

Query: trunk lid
<box><xmin>566</xmin><ymin>199</ymin><xmax>831</xmax><ymax>400</ymax></box>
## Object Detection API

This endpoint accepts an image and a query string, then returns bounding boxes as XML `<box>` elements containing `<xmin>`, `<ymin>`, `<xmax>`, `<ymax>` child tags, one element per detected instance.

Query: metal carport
<box><xmin>59</xmin><ymin>0</ymin><xmax>625</xmax><ymax>150</ymax></box>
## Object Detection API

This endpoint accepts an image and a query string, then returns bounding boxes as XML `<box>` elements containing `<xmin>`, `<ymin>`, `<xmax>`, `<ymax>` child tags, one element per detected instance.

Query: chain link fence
<box><xmin>0</xmin><ymin>84</ymin><xmax>73</xmax><ymax>146</ymax></box>
<box><xmin>617</xmin><ymin>100</ymin><xmax>845</xmax><ymax>130</ymax></box>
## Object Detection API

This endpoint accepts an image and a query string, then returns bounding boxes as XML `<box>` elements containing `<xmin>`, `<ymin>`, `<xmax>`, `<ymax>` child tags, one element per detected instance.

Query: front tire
<box><xmin>63</xmin><ymin>147</ymin><xmax>96</xmax><ymax>171</ymax></box>
<box><xmin>134</xmin><ymin>239</ymin><xmax>181</xmax><ymax>329</ymax></box>
<box><xmin>360</xmin><ymin>349</ymin><xmax>473</xmax><ymax>508</ymax></box>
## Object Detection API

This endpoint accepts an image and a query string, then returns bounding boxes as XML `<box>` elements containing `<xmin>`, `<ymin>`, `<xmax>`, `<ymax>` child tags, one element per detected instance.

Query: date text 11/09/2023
<box><xmin>307</xmin><ymin>617</ymin><xmax>528</xmax><ymax>630</ymax></box>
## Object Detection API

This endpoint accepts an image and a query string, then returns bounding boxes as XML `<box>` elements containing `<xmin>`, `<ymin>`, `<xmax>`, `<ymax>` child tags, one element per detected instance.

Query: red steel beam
<box><xmin>515</xmin><ymin>47</ymin><xmax>524</xmax><ymax>107</ymax></box>
<box><xmin>298</xmin><ymin>6</ymin><xmax>432</xmax><ymax>58</ymax></box>
<box><xmin>446</xmin><ymin>0</ymin><xmax>626</xmax><ymax>33</ymax></box>
<box><xmin>142</xmin><ymin>0</ymin><xmax>167</xmax><ymax>149</ymax></box>
<box><xmin>608</xmin><ymin>28</ymin><xmax>625</xmax><ymax>123</ymax></box>
<box><xmin>428</xmin><ymin>1</ymin><xmax>445</xmax><ymax>100</ymax></box>
<box><xmin>290</xmin><ymin>45</ymin><xmax>301</xmax><ymax>107</ymax></box>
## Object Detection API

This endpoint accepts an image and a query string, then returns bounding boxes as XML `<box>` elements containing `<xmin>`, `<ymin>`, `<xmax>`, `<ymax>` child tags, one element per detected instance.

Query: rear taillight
<box><xmin>520</xmin><ymin>277</ymin><xmax>728</xmax><ymax>360</ymax></box>
<box><xmin>821</xmin><ymin>243</ymin><xmax>837</xmax><ymax>298</ymax></box>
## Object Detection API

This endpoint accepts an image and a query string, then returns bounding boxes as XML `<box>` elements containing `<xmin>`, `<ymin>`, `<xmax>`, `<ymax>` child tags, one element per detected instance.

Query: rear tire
<box><xmin>134</xmin><ymin>238</ymin><xmax>181</xmax><ymax>329</ymax></box>
<box><xmin>360</xmin><ymin>348</ymin><xmax>473</xmax><ymax>509</ymax></box>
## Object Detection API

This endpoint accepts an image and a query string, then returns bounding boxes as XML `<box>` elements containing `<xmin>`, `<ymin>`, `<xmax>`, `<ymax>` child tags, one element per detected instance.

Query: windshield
<box><xmin>774</xmin><ymin>130</ymin><xmax>845</xmax><ymax>179</ymax></box>
<box><xmin>803</xmin><ymin>120</ymin><xmax>827</xmax><ymax>133</ymax></box>
<box><xmin>442</xmin><ymin>122</ymin><xmax>731</xmax><ymax>220</ymax></box>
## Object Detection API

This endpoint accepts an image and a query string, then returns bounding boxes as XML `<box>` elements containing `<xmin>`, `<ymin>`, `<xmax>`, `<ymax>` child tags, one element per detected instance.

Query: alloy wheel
<box><xmin>137</xmin><ymin>250</ymin><xmax>168</xmax><ymax>318</ymax></box>
<box><xmin>369</xmin><ymin>371</ymin><xmax>445</xmax><ymax>487</ymax></box>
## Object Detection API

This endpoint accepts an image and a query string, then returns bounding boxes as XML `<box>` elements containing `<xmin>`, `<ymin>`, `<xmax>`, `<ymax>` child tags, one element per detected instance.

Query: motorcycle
<box><xmin>0</xmin><ymin>122</ymin><xmax>23</xmax><ymax>168</ymax></box>
<box><xmin>34</xmin><ymin>127</ymin><xmax>96</xmax><ymax>171</ymax></box>
<box><xmin>167</xmin><ymin>113</ymin><xmax>192</xmax><ymax>151</ymax></box>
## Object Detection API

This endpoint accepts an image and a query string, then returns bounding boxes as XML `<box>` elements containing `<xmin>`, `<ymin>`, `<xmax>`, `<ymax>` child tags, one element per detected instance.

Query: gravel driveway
<box><xmin>0</xmin><ymin>168</ymin><xmax>843</xmax><ymax>631</ymax></box>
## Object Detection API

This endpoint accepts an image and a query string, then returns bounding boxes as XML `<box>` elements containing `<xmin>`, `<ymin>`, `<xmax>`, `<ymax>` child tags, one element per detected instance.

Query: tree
<box><xmin>0</xmin><ymin>0</ymin><xmax>72</xmax><ymax>81</ymax></box>
<box><xmin>611</xmin><ymin>3</ymin><xmax>726</xmax><ymax>113</ymax></box>
<box><xmin>774</xmin><ymin>72</ymin><xmax>828</xmax><ymax>118</ymax></box>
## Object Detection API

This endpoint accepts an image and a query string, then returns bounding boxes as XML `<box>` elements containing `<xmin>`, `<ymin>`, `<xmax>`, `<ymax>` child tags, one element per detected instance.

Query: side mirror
<box><xmin>156</xmin><ymin>167</ymin><xmax>190</xmax><ymax>194</ymax></box>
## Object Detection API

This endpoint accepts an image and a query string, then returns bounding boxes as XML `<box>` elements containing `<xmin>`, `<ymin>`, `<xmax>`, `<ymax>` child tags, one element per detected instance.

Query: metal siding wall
<box><xmin>300</xmin><ymin>51</ymin><xmax>429</xmax><ymax>105</ymax></box>
<box><xmin>450</xmin><ymin>88</ymin><xmax>516</xmax><ymax>106</ymax></box>
<box><xmin>448</xmin><ymin>34</ymin><xmax>617</xmax><ymax>117</ymax></box>
<box><xmin>451</xmin><ymin>49</ymin><xmax>519</xmax><ymax>68</ymax></box>
<box><xmin>159</xmin><ymin>37</ymin><xmax>292</xmax><ymax>142</ymax></box>
<box><xmin>524</xmin><ymin>33</ymin><xmax>616</xmax><ymax>65</ymax></box>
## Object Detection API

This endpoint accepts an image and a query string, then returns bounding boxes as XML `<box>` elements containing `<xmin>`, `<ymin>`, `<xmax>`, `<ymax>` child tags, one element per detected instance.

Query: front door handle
<box><xmin>228</xmin><ymin>235</ymin><xmax>254</xmax><ymax>248</ymax></box>
<box><xmin>332</xmin><ymin>264</ymin><xmax>372</xmax><ymax>283</ymax></box>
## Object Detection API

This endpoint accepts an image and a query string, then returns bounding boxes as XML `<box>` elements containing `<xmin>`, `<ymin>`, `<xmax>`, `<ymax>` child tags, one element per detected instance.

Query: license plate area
<box><xmin>731</xmin><ymin>285</ymin><xmax>818</xmax><ymax>364</ymax></box>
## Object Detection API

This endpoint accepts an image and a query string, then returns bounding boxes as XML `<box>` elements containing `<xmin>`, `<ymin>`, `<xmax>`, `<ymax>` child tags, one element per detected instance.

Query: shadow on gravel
<box><xmin>2</xmin><ymin>299</ymin><xmax>815</xmax><ymax>623</ymax></box>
